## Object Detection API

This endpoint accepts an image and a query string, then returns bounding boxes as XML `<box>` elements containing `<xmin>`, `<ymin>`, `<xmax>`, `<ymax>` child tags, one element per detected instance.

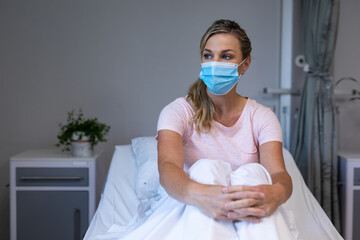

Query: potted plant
<box><xmin>56</xmin><ymin>109</ymin><xmax>110</xmax><ymax>157</ymax></box>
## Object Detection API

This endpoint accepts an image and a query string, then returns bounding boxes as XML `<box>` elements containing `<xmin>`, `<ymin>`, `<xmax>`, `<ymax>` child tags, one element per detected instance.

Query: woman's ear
<box><xmin>241</xmin><ymin>56</ymin><xmax>251</xmax><ymax>74</ymax></box>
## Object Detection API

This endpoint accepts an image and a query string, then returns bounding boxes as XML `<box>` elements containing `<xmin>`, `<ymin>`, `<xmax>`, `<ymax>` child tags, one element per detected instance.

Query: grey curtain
<box><xmin>291</xmin><ymin>0</ymin><xmax>340</xmax><ymax>230</ymax></box>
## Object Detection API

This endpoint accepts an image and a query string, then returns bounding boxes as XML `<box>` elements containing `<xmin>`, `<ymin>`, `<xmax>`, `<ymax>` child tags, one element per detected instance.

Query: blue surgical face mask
<box><xmin>199</xmin><ymin>58</ymin><xmax>247</xmax><ymax>95</ymax></box>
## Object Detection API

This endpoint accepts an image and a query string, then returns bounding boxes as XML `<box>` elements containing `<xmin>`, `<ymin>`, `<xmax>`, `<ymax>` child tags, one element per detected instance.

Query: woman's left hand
<box><xmin>223</xmin><ymin>183</ymin><xmax>285</xmax><ymax>220</ymax></box>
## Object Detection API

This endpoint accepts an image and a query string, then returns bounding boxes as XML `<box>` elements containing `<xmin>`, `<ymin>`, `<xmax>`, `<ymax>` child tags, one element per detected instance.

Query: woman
<box><xmin>119</xmin><ymin>19</ymin><xmax>296</xmax><ymax>240</ymax></box>
<box><xmin>158</xmin><ymin>19</ymin><xmax>292</xmax><ymax>223</ymax></box>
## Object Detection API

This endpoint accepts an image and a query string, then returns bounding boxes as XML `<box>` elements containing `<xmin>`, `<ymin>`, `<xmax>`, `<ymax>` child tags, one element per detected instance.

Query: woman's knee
<box><xmin>188</xmin><ymin>159</ymin><xmax>232</xmax><ymax>185</ymax></box>
<box><xmin>231</xmin><ymin>163</ymin><xmax>272</xmax><ymax>186</ymax></box>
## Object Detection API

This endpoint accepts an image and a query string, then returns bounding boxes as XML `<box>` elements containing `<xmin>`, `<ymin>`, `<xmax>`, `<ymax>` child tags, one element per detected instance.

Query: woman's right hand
<box><xmin>188</xmin><ymin>183</ymin><xmax>230</xmax><ymax>221</ymax></box>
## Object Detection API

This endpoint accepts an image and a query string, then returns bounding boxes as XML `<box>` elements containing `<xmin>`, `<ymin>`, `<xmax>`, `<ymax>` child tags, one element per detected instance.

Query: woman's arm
<box><xmin>223</xmin><ymin>141</ymin><xmax>292</xmax><ymax>219</ymax></box>
<box><xmin>158</xmin><ymin>129</ymin><xmax>229</xmax><ymax>220</ymax></box>
<box><xmin>240</xmin><ymin>141</ymin><xmax>292</xmax><ymax>217</ymax></box>
<box><xmin>257</xmin><ymin>141</ymin><xmax>293</xmax><ymax>214</ymax></box>
<box><xmin>157</xmin><ymin>129</ymin><xmax>191</xmax><ymax>203</ymax></box>
<box><xmin>157</xmin><ymin>129</ymin><xmax>264</xmax><ymax>222</ymax></box>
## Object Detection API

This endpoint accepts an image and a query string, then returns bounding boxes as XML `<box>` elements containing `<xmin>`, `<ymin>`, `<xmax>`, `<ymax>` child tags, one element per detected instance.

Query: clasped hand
<box><xmin>223</xmin><ymin>184</ymin><xmax>284</xmax><ymax>222</ymax></box>
<box><xmin>195</xmin><ymin>184</ymin><xmax>284</xmax><ymax>223</ymax></box>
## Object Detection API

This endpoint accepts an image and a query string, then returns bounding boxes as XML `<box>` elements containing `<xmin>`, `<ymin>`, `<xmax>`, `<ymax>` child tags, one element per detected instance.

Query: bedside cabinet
<box><xmin>10</xmin><ymin>149</ymin><xmax>105</xmax><ymax>240</ymax></box>
<box><xmin>338</xmin><ymin>151</ymin><xmax>360</xmax><ymax>240</ymax></box>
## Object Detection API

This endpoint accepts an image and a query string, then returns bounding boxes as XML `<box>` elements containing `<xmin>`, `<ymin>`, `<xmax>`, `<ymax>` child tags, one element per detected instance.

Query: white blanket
<box><xmin>90</xmin><ymin>159</ymin><xmax>297</xmax><ymax>240</ymax></box>
<box><xmin>84</xmin><ymin>144</ymin><xmax>343</xmax><ymax>240</ymax></box>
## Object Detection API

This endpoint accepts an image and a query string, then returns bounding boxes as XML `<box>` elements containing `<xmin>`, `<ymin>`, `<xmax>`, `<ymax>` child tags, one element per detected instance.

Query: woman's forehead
<box><xmin>205</xmin><ymin>33</ymin><xmax>241</xmax><ymax>51</ymax></box>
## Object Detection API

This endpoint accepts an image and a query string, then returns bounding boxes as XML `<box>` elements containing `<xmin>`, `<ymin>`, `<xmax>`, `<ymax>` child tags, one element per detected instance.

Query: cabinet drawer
<box><xmin>16</xmin><ymin>168</ymin><xmax>88</xmax><ymax>186</ymax></box>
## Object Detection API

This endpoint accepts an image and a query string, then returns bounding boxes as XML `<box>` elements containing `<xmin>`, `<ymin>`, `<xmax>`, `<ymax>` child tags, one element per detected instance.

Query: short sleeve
<box><xmin>256</xmin><ymin>108</ymin><xmax>282</xmax><ymax>146</ymax></box>
<box><xmin>157</xmin><ymin>98</ymin><xmax>192</xmax><ymax>137</ymax></box>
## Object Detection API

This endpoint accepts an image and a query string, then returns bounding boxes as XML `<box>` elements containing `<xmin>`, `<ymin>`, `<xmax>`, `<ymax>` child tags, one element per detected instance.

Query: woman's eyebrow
<box><xmin>221</xmin><ymin>49</ymin><xmax>236</xmax><ymax>53</ymax></box>
<box><xmin>203</xmin><ymin>48</ymin><xmax>236</xmax><ymax>53</ymax></box>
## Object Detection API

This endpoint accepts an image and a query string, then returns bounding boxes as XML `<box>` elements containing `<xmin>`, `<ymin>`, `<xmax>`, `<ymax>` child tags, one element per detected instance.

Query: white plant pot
<box><xmin>71</xmin><ymin>141</ymin><xmax>92</xmax><ymax>157</ymax></box>
<box><xmin>72</xmin><ymin>131</ymin><xmax>90</xmax><ymax>141</ymax></box>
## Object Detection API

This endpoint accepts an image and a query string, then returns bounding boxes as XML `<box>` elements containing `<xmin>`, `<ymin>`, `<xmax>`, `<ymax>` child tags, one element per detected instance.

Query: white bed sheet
<box><xmin>84</xmin><ymin>145</ymin><xmax>140</xmax><ymax>239</ymax></box>
<box><xmin>84</xmin><ymin>145</ymin><xmax>343</xmax><ymax>240</ymax></box>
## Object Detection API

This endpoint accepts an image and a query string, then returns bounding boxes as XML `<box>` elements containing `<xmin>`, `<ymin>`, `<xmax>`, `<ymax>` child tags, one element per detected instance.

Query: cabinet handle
<box><xmin>20</xmin><ymin>176</ymin><xmax>84</xmax><ymax>180</ymax></box>
<box><xmin>74</xmin><ymin>208</ymin><xmax>81</xmax><ymax>240</ymax></box>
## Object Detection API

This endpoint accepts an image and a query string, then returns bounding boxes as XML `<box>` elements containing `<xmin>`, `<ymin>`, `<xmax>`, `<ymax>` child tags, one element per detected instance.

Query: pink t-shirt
<box><xmin>157</xmin><ymin>97</ymin><xmax>282</xmax><ymax>171</ymax></box>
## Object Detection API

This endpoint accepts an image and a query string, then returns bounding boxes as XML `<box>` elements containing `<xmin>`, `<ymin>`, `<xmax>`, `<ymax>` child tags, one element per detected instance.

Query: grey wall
<box><xmin>333</xmin><ymin>0</ymin><xmax>360</xmax><ymax>151</ymax></box>
<box><xmin>0</xmin><ymin>0</ymin><xmax>282</xmax><ymax>238</ymax></box>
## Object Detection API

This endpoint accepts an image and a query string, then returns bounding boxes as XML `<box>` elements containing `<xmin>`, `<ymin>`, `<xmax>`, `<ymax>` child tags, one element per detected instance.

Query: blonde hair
<box><xmin>187</xmin><ymin>19</ymin><xmax>252</xmax><ymax>133</ymax></box>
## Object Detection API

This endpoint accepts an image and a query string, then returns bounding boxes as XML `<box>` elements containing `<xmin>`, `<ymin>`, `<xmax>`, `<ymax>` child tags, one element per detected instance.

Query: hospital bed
<box><xmin>84</xmin><ymin>136</ymin><xmax>343</xmax><ymax>240</ymax></box>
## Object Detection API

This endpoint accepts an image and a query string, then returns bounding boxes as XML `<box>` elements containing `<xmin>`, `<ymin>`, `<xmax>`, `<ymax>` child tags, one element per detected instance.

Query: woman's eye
<box><xmin>203</xmin><ymin>54</ymin><xmax>212</xmax><ymax>59</ymax></box>
<box><xmin>222</xmin><ymin>54</ymin><xmax>232</xmax><ymax>60</ymax></box>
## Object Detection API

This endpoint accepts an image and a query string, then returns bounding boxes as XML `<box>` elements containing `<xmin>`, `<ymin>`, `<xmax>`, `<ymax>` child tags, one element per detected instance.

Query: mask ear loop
<box><xmin>237</xmin><ymin>57</ymin><xmax>249</xmax><ymax>75</ymax></box>
<box><xmin>237</xmin><ymin>57</ymin><xmax>248</xmax><ymax>68</ymax></box>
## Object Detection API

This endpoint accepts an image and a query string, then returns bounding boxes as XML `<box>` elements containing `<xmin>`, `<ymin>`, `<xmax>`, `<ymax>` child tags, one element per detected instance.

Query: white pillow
<box><xmin>131</xmin><ymin>136</ymin><xmax>160</xmax><ymax>200</ymax></box>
